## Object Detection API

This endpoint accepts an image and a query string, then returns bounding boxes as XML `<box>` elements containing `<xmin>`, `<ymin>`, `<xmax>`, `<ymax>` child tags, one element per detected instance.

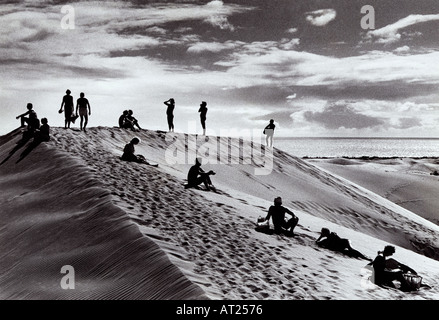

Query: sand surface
<box><xmin>1</xmin><ymin>126</ymin><xmax>439</xmax><ymax>300</ymax></box>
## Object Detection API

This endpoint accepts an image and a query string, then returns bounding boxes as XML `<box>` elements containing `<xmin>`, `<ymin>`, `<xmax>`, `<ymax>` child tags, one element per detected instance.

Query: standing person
<box><xmin>264</xmin><ymin>119</ymin><xmax>275</xmax><ymax>147</ymax></box>
<box><xmin>198</xmin><ymin>101</ymin><xmax>208</xmax><ymax>136</ymax></box>
<box><xmin>164</xmin><ymin>98</ymin><xmax>175</xmax><ymax>132</ymax></box>
<box><xmin>76</xmin><ymin>92</ymin><xmax>91</xmax><ymax>132</ymax></box>
<box><xmin>16</xmin><ymin>103</ymin><xmax>39</xmax><ymax>132</ymax></box>
<box><xmin>264</xmin><ymin>197</ymin><xmax>299</xmax><ymax>236</ymax></box>
<box><xmin>59</xmin><ymin>89</ymin><xmax>76</xmax><ymax>128</ymax></box>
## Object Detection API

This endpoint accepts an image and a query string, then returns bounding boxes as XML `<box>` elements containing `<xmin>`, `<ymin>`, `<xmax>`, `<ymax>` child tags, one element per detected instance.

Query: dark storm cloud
<box><xmin>304</xmin><ymin>103</ymin><xmax>385</xmax><ymax>129</ymax></box>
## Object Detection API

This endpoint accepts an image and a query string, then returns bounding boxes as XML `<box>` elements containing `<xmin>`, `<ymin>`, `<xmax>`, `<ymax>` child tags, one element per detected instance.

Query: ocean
<box><xmin>274</xmin><ymin>138</ymin><xmax>439</xmax><ymax>158</ymax></box>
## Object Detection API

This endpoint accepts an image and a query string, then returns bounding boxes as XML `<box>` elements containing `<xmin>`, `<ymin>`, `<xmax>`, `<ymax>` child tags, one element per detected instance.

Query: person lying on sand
<box><xmin>121</xmin><ymin>137</ymin><xmax>157</xmax><ymax>166</ymax></box>
<box><xmin>369</xmin><ymin>245</ymin><xmax>419</xmax><ymax>292</ymax></box>
<box><xmin>264</xmin><ymin>197</ymin><xmax>299</xmax><ymax>236</ymax></box>
<box><xmin>316</xmin><ymin>228</ymin><xmax>370</xmax><ymax>260</ymax></box>
<box><xmin>185</xmin><ymin>158</ymin><xmax>216</xmax><ymax>191</ymax></box>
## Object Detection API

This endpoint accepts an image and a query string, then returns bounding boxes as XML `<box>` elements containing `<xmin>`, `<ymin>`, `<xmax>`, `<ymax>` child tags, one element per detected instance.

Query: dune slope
<box><xmin>1</xmin><ymin>126</ymin><xmax>439</xmax><ymax>300</ymax></box>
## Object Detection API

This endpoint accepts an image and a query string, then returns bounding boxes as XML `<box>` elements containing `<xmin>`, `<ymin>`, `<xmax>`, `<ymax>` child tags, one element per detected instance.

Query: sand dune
<box><xmin>1</xmin><ymin>126</ymin><xmax>439</xmax><ymax>300</ymax></box>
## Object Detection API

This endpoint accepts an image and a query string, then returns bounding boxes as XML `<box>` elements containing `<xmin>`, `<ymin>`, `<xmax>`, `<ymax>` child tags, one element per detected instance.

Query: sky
<box><xmin>1</xmin><ymin>0</ymin><xmax>439</xmax><ymax>137</ymax></box>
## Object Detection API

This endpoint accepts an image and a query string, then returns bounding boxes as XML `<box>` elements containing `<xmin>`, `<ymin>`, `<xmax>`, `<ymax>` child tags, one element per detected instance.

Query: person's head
<box><xmin>66</xmin><ymin>89</ymin><xmax>71</xmax><ymax>95</ymax></box>
<box><xmin>41</xmin><ymin>118</ymin><xmax>48</xmax><ymax>125</ymax></box>
<box><xmin>382</xmin><ymin>245</ymin><xmax>395</xmax><ymax>257</ymax></box>
<box><xmin>269</xmin><ymin>119</ymin><xmax>274</xmax><ymax>124</ymax></box>
<box><xmin>26</xmin><ymin>103</ymin><xmax>33</xmax><ymax>110</ymax></box>
<box><xmin>274</xmin><ymin>196</ymin><xmax>282</xmax><ymax>206</ymax></box>
<box><xmin>131</xmin><ymin>137</ymin><xmax>140</xmax><ymax>145</ymax></box>
<box><xmin>195</xmin><ymin>158</ymin><xmax>202</xmax><ymax>166</ymax></box>
<box><xmin>80</xmin><ymin>92</ymin><xmax>85</xmax><ymax>98</ymax></box>
<box><xmin>123</xmin><ymin>110</ymin><xmax>128</xmax><ymax>115</ymax></box>
<box><xmin>128</xmin><ymin>109</ymin><xmax>133</xmax><ymax>115</ymax></box>
<box><xmin>170</xmin><ymin>98</ymin><xmax>174</xmax><ymax>103</ymax></box>
<box><xmin>320</xmin><ymin>228</ymin><xmax>330</xmax><ymax>237</ymax></box>
<box><xmin>200</xmin><ymin>101</ymin><xmax>207</xmax><ymax>107</ymax></box>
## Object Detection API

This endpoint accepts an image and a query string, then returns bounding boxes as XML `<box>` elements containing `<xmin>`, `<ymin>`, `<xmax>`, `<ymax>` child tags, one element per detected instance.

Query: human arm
<box><xmin>59</xmin><ymin>98</ymin><xmax>65</xmax><ymax>112</ymax></box>
<box><xmin>87</xmin><ymin>100</ymin><xmax>91</xmax><ymax>115</ymax></box>
<box><xmin>16</xmin><ymin>110</ymin><xmax>30</xmax><ymax>119</ymax></box>
<box><xmin>265</xmin><ymin>206</ymin><xmax>273</xmax><ymax>222</ymax></box>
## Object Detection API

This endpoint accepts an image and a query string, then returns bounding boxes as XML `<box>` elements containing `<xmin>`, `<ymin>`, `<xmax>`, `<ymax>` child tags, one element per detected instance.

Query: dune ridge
<box><xmin>0</xmin><ymin>128</ymin><xmax>207</xmax><ymax>300</ymax></box>
<box><xmin>1</xmin><ymin>126</ymin><xmax>439</xmax><ymax>300</ymax></box>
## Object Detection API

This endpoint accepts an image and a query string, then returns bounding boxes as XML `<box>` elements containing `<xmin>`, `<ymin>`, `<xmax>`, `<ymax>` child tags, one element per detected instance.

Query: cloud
<box><xmin>303</xmin><ymin>103</ymin><xmax>385</xmax><ymax>129</ymax></box>
<box><xmin>201</xmin><ymin>0</ymin><xmax>253</xmax><ymax>31</ymax></box>
<box><xmin>187</xmin><ymin>41</ymin><xmax>242</xmax><ymax>54</ymax></box>
<box><xmin>396</xmin><ymin>117</ymin><xmax>422</xmax><ymax>129</ymax></box>
<box><xmin>364</xmin><ymin>14</ymin><xmax>439</xmax><ymax>44</ymax></box>
<box><xmin>305</xmin><ymin>9</ymin><xmax>336</xmax><ymax>27</ymax></box>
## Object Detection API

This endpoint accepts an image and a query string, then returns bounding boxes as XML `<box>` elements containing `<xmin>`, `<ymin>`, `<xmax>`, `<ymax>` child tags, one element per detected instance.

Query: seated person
<box><xmin>121</xmin><ymin>137</ymin><xmax>156</xmax><ymax>166</ymax></box>
<box><xmin>185</xmin><ymin>158</ymin><xmax>215</xmax><ymax>191</ymax></box>
<box><xmin>33</xmin><ymin>118</ymin><xmax>50</xmax><ymax>143</ymax></box>
<box><xmin>126</xmin><ymin>110</ymin><xmax>141</xmax><ymax>130</ymax></box>
<box><xmin>264</xmin><ymin>197</ymin><xmax>299</xmax><ymax>235</ymax></box>
<box><xmin>370</xmin><ymin>245</ymin><xmax>418</xmax><ymax>292</ymax></box>
<box><xmin>316</xmin><ymin>228</ymin><xmax>370</xmax><ymax>260</ymax></box>
<box><xmin>118</xmin><ymin>110</ymin><xmax>129</xmax><ymax>128</ymax></box>
<box><xmin>16</xmin><ymin>103</ymin><xmax>40</xmax><ymax>133</ymax></box>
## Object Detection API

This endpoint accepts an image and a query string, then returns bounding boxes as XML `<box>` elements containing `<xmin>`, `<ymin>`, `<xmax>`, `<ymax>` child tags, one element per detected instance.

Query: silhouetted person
<box><xmin>59</xmin><ymin>89</ymin><xmax>76</xmax><ymax>128</ymax></box>
<box><xmin>126</xmin><ymin>110</ymin><xmax>141</xmax><ymax>130</ymax></box>
<box><xmin>16</xmin><ymin>103</ymin><xmax>39</xmax><ymax>133</ymax></box>
<box><xmin>264</xmin><ymin>197</ymin><xmax>298</xmax><ymax>236</ymax></box>
<box><xmin>16</xmin><ymin>103</ymin><xmax>40</xmax><ymax>138</ymax></box>
<box><xmin>316</xmin><ymin>228</ymin><xmax>370</xmax><ymax>260</ymax></box>
<box><xmin>164</xmin><ymin>98</ymin><xmax>175</xmax><ymax>132</ymax></box>
<box><xmin>185</xmin><ymin>158</ymin><xmax>216</xmax><ymax>191</ymax></box>
<box><xmin>119</xmin><ymin>110</ymin><xmax>129</xmax><ymax>128</ymax></box>
<box><xmin>33</xmin><ymin>117</ymin><xmax>50</xmax><ymax>143</ymax></box>
<box><xmin>16</xmin><ymin>118</ymin><xmax>50</xmax><ymax>163</ymax></box>
<box><xmin>264</xmin><ymin>119</ymin><xmax>275</xmax><ymax>147</ymax></box>
<box><xmin>76</xmin><ymin>92</ymin><xmax>91</xmax><ymax>132</ymax></box>
<box><xmin>198</xmin><ymin>101</ymin><xmax>208</xmax><ymax>135</ymax></box>
<box><xmin>121</xmin><ymin>137</ymin><xmax>157</xmax><ymax>166</ymax></box>
<box><xmin>369</xmin><ymin>245</ymin><xmax>417</xmax><ymax>292</ymax></box>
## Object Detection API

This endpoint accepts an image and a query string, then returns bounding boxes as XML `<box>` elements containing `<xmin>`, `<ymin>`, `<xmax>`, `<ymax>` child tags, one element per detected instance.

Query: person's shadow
<box><xmin>0</xmin><ymin>131</ymin><xmax>43</xmax><ymax>165</ymax></box>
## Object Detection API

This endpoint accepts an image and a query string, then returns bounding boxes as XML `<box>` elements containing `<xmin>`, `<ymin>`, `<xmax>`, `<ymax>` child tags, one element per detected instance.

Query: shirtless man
<box><xmin>76</xmin><ymin>92</ymin><xmax>91</xmax><ymax>132</ymax></box>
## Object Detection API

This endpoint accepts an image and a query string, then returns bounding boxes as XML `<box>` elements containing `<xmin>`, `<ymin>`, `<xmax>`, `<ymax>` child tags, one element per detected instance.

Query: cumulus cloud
<box><xmin>304</xmin><ymin>103</ymin><xmax>385</xmax><ymax>129</ymax></box>
<box><xmin>305</xmin><ymin>9</ymin><xmax>336</xmax><ymax>27</ymax></box>
<box><xmin>364</xmin><ymin>14</ymin><xmax>439</xmax><ymax>44</ymax></box>
<box><xmin>202</xmin><ymin>0</ymin><xmax>253</xmax><ymax>31</ymax></box>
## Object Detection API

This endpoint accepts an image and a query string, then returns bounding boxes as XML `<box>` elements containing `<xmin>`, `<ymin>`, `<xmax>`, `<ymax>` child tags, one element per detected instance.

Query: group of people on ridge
<box><xmin>16</xmin><ymin>103</ymin><xmax>50</xmax><ymax>144</ymax></box>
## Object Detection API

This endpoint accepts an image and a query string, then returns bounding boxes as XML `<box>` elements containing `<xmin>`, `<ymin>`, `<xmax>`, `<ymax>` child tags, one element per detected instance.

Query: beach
<box><xmin>1</xmin><ymin>126</ymin><xmax>439</xmax><ymax>300</ymax></box>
